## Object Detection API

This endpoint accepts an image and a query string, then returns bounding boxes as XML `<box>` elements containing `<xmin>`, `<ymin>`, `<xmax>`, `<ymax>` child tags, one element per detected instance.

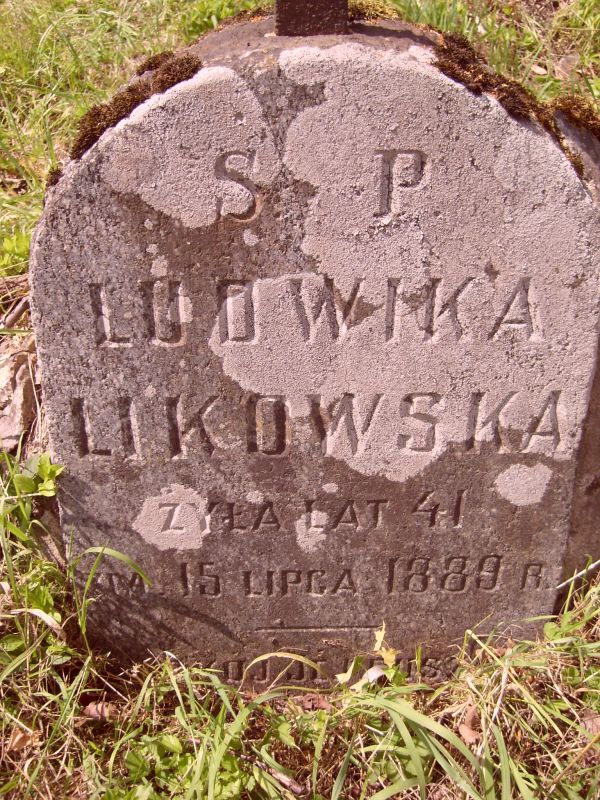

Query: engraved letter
<box><xmin>386</xmin><ymin>278</ymin><xmax>473</xmax><ymax>341</ymax></box>
<box><xmin>489</xmin><ymin>278</ymin><xmax>538</xmax><ymax>340</ymax></box>
<box><xmin>251</xmin><ymin>502</ymin><xmax>281</xmax><ymax>531</ymax></box>
<box><xmin>289</xmin><ymin>277</ymin><xmax>363</xmax><ymax>341</ymax></box>
<box><xmin>521</xmin><ymin>392</ymin><xmax>561</xmax><ymax>453</ymax></box>
<box><xmin>440</xmin><ymin>556</ymin><xmax>468</xmax><ymax>592</ymax></box>
<box><xmin>89</xmin><ymin>283</ymin><xmax>132</xmax><ymax>347</ymax></box>
<box><xmin>197</xmin><ymin>562</ymin><xmax>221</xmax><ymax>596</ymax></box>
<box><xmin>366</xmin><ymin>499</ymin><xmax>389</xmax><ymax>528</ymax></box>
<box><xmin>311</xmin><ymin>394</ymin><xmax>382</xmax><ymax>455</ymax></box>
<box><xmin>166</xmin><ymin>395</ymin><xmax>217</xmax><ymax>458</ymax></box>
<box><xmin>375</xmin><ymin>150</ymin><xmax>425</xmax><ymax>215</ymax></box>
<box><xmin>412</xmin><ymin>491</ymin><xmax>440</xmax><ymax>527</ymax></box>
<box><xmin>71</xmin><ymin>397</ymin><xmax>140</xmax><ymax>459</ymax></box>
<box><xmin>281</xmin><ymin>570</ymin><xmax>302</xmax><ymax>595</ymax></box>
<box><xmin>466</xmin><ymin>391</ymin><xmax>518</xmax><ymax>451</ymax></box>
<box><xmin>331</xmin><ymin>501</ymin><xmax>359</xmax><ymax>529</ymax></box>
<box><xmin>521</xmin><ymin>563</ymin><xmax>544</xmax><ymax>589</ymax></box>
<box><xmin>217</xmin><ymin>280</ymin><xmax>255</xmax><ymax>342</ymax></box>
<box><xmin>215</xmin><ymin>151</ymin><xmax>258</xmax><ymax>220</ymax></box>
<box><xmin>140</xmin><ymin>279</ymin><xmax>185</xmax><ymax>345</ymax></box>
<box><xmin>246</xmin><ymin>395</ymin><xmax>288</xmax><ymax>455</ymax></box>
<box><xmin>475</xmin><ymin>555</ymin><xmax>501</xmax><ymax>590</ymax></box>
<box><xmin>331</xmin><ymin>569</ymin><xmax>357</xmax><ymax>595</ymax></box>
<box><xmin>398</xmin><ymin>393</ymin><xmax>440</xmax><ymax>452</ymax></box>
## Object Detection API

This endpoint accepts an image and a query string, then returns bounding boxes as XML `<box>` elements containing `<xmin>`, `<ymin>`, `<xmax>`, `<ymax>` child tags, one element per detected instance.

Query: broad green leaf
<box><xmin>159</xmin><ymin>734</ymin><xmax>182</xmax><ymax>754</ymax></box>
<box><xmin>12</xmin><ymin>474</ymin><xmax>37</xmax><ymax>494</ymax></box>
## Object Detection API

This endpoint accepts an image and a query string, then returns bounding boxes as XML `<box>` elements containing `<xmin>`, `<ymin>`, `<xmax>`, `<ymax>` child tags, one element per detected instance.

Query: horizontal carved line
<box><xmin>255</xmin><ymin>625</ymin><xmax>379</xmax><ymax>632</ymax></box>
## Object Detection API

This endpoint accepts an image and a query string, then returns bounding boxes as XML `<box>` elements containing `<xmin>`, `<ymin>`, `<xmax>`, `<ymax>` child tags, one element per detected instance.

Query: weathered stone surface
<box><xmin>275</xmin><ymin>0</ymin><xmax>348</xmax><ymax>36</ymax></box>
<box><xmin>31</xmin><ymin>17</ymin><xmax>600</xmax><ymax>681</ymax></box>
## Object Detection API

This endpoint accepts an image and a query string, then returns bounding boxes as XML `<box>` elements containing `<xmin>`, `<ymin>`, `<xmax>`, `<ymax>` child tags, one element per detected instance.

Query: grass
<box><xmin>1</xmin><ymin>0</ymin><xmax>599</xmax><ymax>797</ymax></box>
<box><xmin>0</xmin><ymin>450</ymin><xmax>598</xmax><ymax>798</ymax></box>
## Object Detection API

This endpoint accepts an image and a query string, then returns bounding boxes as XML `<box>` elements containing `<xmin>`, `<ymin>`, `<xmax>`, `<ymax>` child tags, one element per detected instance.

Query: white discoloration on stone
<box><xmin>144</xmin><ymin>219</ymin><xmax>155</xmax><ymax>230</ymax></box>
<box><xmin>102</xmin><ymin>67</ymin><xmax>280</xmax><ymax>228</ymax></box>
<box><xmin>144</xmin><ymin>384</ymin><xmax>156</xmax><ymax>399</ymax></box>
<box><xmin>150</xmin><ymin>256</ymin><xmax>168</xmax><ymax>277</ymax></box>
<box><xmin>295</xmin><ymin>510</ymin><xmax>329</xmax><ymax>551</ymax></box>
<box><xmin>180</xmin><ymin>294</ymin><xmax>193</xmax><ymax>323</ymax></box>
<box><xmin>146</xmin><ymin>243</ymin><xmax>159</xmax><ymax>255</ymax></box>
<box><xmin>243</xmin><ymin>229</ymin><xmax>259</xmax><ymax>246</ymax></box>
<box><xmin>246</xmin><ymin>489</ymin><xmax>264</xmax><ymax>503</ymax></box>
<box><xmin>322</xmin><ymin>483</ymin><xmax>338</xmax><ymax>494</ymax></box>
<box><xmin>494</xmin><ymin>463</ymin><xmax>553</xmax><ymax>506</ymax></box>
<box><xmin>133</xmin><ymin>485</ymin><xmax>210</xmax><ymax>550</ymax></box>
<box><xmin>210</xmin><ymin>44</ymin><xmax>599</xmax><ymax>484</ymax></box>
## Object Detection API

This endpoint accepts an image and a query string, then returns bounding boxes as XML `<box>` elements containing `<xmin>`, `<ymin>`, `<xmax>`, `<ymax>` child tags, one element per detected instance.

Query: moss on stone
<box><xmin>70</xmin><ymin>52</ymin><xmax>201</xmax><ymax>160</ymax></box>
<box><xmin>135</xmin><ymin>50</ymin><xmax>175</xmax><ymax>77</ymax></box>
<box><xmin>45</xmin><ymin>167</ymin><xmax>63</xmax><ymax>190</ymax></box>
<box><xmin>433</xmin><ymin>33</ymin><xmax>554</xmax><ymax>126</ymax></box>
<box><xmin>348</xmin><ymin>0</ymin><xmax>399</xmax><ymax>21</ymax></box>
<box><xmin>551</xmin><ymin>95</ymin><xmax>600</xmax><ymax>141</ymax></box>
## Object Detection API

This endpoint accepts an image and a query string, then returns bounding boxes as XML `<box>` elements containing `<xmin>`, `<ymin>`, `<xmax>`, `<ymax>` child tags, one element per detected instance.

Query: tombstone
<box><xmin>30</xmin><ymin>3</ymin><xmax>600</xmax><ymax>681</ymax></box>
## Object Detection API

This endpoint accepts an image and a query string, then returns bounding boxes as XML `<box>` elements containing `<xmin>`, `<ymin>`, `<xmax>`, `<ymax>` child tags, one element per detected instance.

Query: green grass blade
<box><xmin>331</xmin><ymin>736</ymin><xmax>354</xmax><ymax>800</ymax></box>
<box><xmin>491</xmin><ymin>723</ymin><xmax>513</xmax><ymax>800</ymax></box>
<box><xmin>74</xmin><ymin>546</ymin><xmax>152</xmax><ymax>586</ymax></box>
<box><xmin>371</xmin><ymin>777</ymin><xmax>420</xmax><ymax>800</ymax></box>
<box><xmin>312</xmin><ymin>713</ymin><xmax>329</xmax><ymax>794</ymax></box>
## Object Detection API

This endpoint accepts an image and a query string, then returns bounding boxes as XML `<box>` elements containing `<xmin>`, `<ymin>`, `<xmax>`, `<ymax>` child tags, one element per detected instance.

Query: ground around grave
<box><xmin>1</xmin><ymin>1</ymin><xmax>599</xmax><ymax>798</ymax></box>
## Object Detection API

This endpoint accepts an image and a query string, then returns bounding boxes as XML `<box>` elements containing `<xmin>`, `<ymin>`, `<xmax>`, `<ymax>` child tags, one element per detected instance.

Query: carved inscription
<box><xmin>166</xmin><ymin>395</ymin><xmax>217</xmax><ymax>458</ymax></box>
<box><xmin>69</xmin><ymin>390</ymin><xmax>564</xmax><ymax>459</ymax></box>
<box><xmin>412</xmin><ymin>490</ymin><xmax>466</xmax><ymax>528</ymax></box>
<box><xmin>87</xmin><ymin>272</ymin><xmax>546</xmax><ymax>348</ymax></box>
<box><xmin>466</xmin><ymin>391</ymin><xmax>560</xmax><ymax>454</ymax></box>
<box><xmin>386</xmin><ymin>277</ymin><xmax>474</xmax><ymax>341</ymax></box>
<box><xmin>376</xmin><ymin>149</ymin><xmax>425</xmax><ymax>215</ymax></box>
<box><xmin>244</xmin><ymin>568</ymin><xmax>357</xmax><ymax>597</ymax></box>
<box><xmin>30</xmin><ymin>36</ymin><xmax>598</xmax><ymax>678</ymax></box>
<box><xmin>71</xmin><ymin>397</ymin><xmax>140</xmax><ymax>459</ymax></box>
<box><xmin>89</xmin><ymin>283</ymin><xmax>132</xmax><ymax>347</ymax></box>
<box><xmin>246</xmin><ymin>395</ymin><xmax>289</xmax><ymax>455</ymax></box>
<box><xmin>311</xmin><ymin>394</ymin><xmax>382</xmax><ymax>455</ymax></box>
<box><xmin>398</xmin><ymin>394</ymin><xmax>440</xmax><ymax>452</ymax></box>
<box><xmin>218</xmin><ymin>280</ymin><xmax>255</xmax><ymax>342</ymax></box>
<box><xmin>102</xmin><ymin>556</ymin><xmax>549</xmax><ymax>604</ymax></box>
<box><xmin>289</xmin><ymin>277</ymin><xmax>363</xmax><ymax>340</ymax></box>
<box><xmin>489</xmin><ymin>278</ymin><xmax>539</xmax><ymax>340</ymax></box>
<box><xmin>215</xmin><ymin>150</ymin><xmax>259</xmax><ymax>220</ymax></box>
<box><xmin>140</xmin><ymin>279</ymin><xmax>184</xmax><ymax>345</ymax></box>
<box><xmin>387</xmin><ymin>554</ymin><xmax>503</xmax><ymax>593</ymax></box>
<box><xmin>89</xmin><ymin>280</ymin><xmax>188</xmax><ymax>347</ymax></box>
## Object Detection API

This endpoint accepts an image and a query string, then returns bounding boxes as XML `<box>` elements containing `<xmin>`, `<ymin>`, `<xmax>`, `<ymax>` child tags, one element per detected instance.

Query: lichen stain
<box><xmin>494</xmin><ymin>463</ymin><xmax>553</xmax><ymax>506</ymax></box>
